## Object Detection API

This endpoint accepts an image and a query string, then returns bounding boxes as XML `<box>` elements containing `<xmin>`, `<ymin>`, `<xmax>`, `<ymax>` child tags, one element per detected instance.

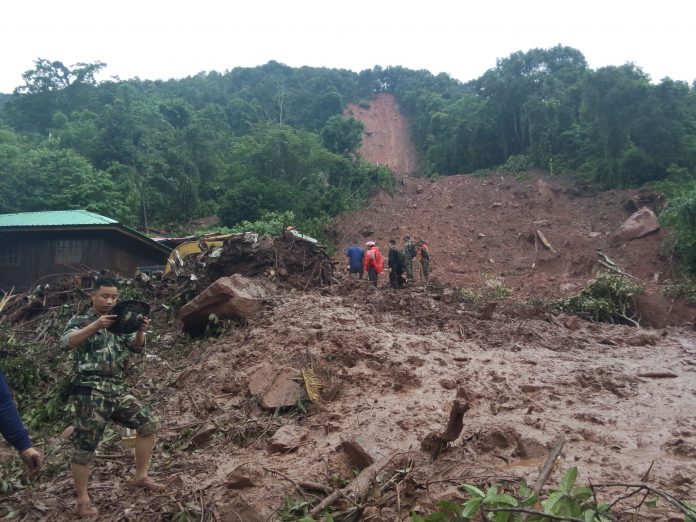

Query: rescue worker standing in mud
<box><xmin>417</xmin><ymin>240</ymin><xmax>431</xmax><ymax>280</ymax></box>
<box><xmin>388</xmin><ymin>239</ymin><xmax>407</xmax><ymax>289</ymax></box>
<box><xmin>363</xmin><ymin>241</ymin><xmax>384</xmax><ymax>287</ymax></box>
<box><xmin>345</xmin><ymin>241</ymin><xmax>365</xmax><ymax>279</ymax></box>
<box><xmin>60</xmin><ymin>277</ymin><xmax>162</xmax><ymax>518</ymax></box>
<box><xmin>403</xmin><ymin>235</ymin><xmax>417</xmax><ymax>280</ymax></box>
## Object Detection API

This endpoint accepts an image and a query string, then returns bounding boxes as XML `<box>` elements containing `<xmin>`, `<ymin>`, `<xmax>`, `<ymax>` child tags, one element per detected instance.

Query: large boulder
<box><xmin>178</xmin><ymin>274</ymin><xmax>265</xmax><ymax>333</ymax></box>
<box><xmin>610</xmin><ymin>207</ymin><xmax>660</xmax><ymax>245</ymax></box>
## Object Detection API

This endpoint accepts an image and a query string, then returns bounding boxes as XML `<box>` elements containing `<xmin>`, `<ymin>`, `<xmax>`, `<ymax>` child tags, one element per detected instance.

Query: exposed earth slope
<box><xmin>1</xmin><ymin>95</ymin><xmax>696</xmax><ymax>521</ymax></box>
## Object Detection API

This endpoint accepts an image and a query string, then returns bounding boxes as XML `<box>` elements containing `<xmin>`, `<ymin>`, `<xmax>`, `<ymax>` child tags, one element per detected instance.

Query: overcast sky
<box><xmin>1</xmin><ymin>0</ymin><xmax>694</xmax><ymax>94</ymax></box>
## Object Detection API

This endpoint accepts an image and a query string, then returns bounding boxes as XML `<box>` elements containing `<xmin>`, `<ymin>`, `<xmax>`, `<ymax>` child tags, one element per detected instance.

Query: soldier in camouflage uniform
<box><xmin>417</xmin><ymin>240</ymin><xmax>431</xmax><ymax>280</ymax></box>
<box><xmin>60</xmin><ymin>277</ymin><xmax>162</xmax><ymax>518</ymax></box>
<box><xmin>403</xmin><ymin>235</ymin><xmax>417</xmax><ymax>280</ymax></box>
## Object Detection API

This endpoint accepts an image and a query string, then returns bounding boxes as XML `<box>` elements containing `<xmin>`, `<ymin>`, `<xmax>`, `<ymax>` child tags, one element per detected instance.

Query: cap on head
<box><xmin>389</xmin><ymin>239</ymin><xmax>396</xmax><ymax>245</ymax></box>
<box><xmin>366</xmin><ymin>241</ymin><xmax>376</xmax><ymax>247</ymax></box>
<box><xmin>403</xmin><ymin>235</ymin><xmax>411</xmax><ymax>240</ymax></box>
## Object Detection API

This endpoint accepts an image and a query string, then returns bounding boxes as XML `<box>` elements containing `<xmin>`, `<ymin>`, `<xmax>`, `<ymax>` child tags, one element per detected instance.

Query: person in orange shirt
<box><xmin>363</xmin><ymin>241</ymin><xmax>384</xmax><ymax>287</ymax></box>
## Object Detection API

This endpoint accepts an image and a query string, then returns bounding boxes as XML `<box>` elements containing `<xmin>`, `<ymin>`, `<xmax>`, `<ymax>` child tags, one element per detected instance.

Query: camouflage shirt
<box><xmin>60</xmin><ymin>309</ymin><xmax>143</xmax><ymax>394</ymax></box>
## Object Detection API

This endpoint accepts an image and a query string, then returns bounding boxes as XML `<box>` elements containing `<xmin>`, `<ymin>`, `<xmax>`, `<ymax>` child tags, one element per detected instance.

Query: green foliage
<box><xmin>660</xmin><ymin>182</ymin><xmax>696</xmax><ymax>274</ymax></box>
<box><xmin>482</xmin><ymin>273</ymin><xmax>511</xmax><ymax>301</ymax></box>
<box><xmin>663</xmin><ymin>275</ymin><xmax>696</xmax><ymax>304</ymax></box>
<box><xmin>555</xmin><ymin>271</ymin><xmax>643</xmax><ymax>324</ymax></box>
<box><xmin>227</xmin><ymin>210</ymin><xmax>297</xmax><ymax>236</ymax></box>
<box><xmin>457</xmin><ymin>274</ymin><xmax>510</xmax><ymax>305</ymax></box>
<box><xmin>411</xmin><ymin>469</ymin><xmax>611</xmax><ymax>522</ymax></box>
<box><xmin>0</xmin><ymin>326</ymin><xmax>73</xmax><ymax>436</ymax></box>
<box><xmin>501</xmin><ymin>154</ymin><xmax>533</xmax><ymax>173</ymax></box>
<box><xmin>320</xmin><ymin>115</ymin><xmax>364</xmax><ymax>155</ymax></box>
<box><xmin>2</xmin><ymin>53</ymin><xmax>696</xmax><ymax>238</ymax></box>
<box><xmin>274</xmin><ymin>496</ymin><xmax>314</xmax><ymax>521</ymax></box>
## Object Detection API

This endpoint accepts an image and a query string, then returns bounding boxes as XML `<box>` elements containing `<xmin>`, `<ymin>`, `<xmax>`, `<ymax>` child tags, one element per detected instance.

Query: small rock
<box><xmin>248</xmin><ymin>366</ymin><xmax>306</xmax><ymax>410</ymax></box>
<box><xmin>226</xmin><ymin>472</ymin><xmax>256</xmax><ymax>489</ymax></box>
<box><xmin>339</xmin><ymin>439</ymin><xmax>376</xmax><ymax>469</ymax></box>
<box><xmin>439</xmin><ymin>378</ymin><xmax>457</xmax><ymax>390</ymax></box>
<box><xmin>60</xmin><ymin>426</ymin><xmax>75</xmax><ymax>439</ymax></box>
<box><xmin>190</xmin><ymin>424</ymin><xmax>217</xmax><ymax>448</ymax></box>
<box><xmin>477</xmin><ymin>233</ymin><xmax>486</xmax><ymax>238</ymax></box>
<box><xmin>491</xmin><ymin>202</ymin><xmax>502</xmax><ymax>208</ymax></box>
<box><xmin>268</xmin><ymin>425</ymin><xmax>308</xmax><ymax>453</ymax></box>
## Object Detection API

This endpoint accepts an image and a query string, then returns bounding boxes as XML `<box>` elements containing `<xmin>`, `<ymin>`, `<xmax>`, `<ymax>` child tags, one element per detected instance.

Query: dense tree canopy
<box><xmin>1</xmin><ymin>51</ymin><xmax>695</xmax><ymax>252</ymax></box>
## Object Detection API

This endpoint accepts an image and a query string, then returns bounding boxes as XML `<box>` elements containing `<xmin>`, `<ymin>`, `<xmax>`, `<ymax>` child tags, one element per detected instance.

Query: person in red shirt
<box><xmin>363</xmin><ymin>241</ymin><xmax>384</xmax><ymax>287</ymax></box>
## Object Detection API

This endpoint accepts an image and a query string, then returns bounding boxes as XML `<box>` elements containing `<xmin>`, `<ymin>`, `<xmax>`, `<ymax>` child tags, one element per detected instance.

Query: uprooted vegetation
<box><xmin>524</xmin><ymin>271</ymin><xmax>644</xmax><ymax>326</ymax></box>
<box><xmin>1</xmin><ymin>232</ymin><xmax>696</xmax><ymax>520</ymax></box>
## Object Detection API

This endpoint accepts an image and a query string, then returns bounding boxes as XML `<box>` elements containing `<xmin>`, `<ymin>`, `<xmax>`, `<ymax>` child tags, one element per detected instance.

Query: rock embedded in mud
<box><xmin>178</xmin><ymin>274</ymin><xmax>265</xmax><ymax>334</ymax></box>
<box><xmin>248</xmin><ymin>366</ymin><xmax>307</xmax><ymax>410</ymax></box>
<box><xmin>226</xmin><ymin>472</ymin><xmax>256</xmax><ymax>489</ymax></box>
<box><xmin>190</xmin><ymin>423</ymin><xmax>217</xmax><ymax>448</ymax></box>
<box><xmin>610</xmin><ymin>207</ymin><xmax>660</xmax><ymax>245</ymax></box>
<box><xmin>439</xmin><ymin>378</ymin><xmax>457</xmax><ymax>390</ymax></box>
<box><xmin>339</xmin><ymin>439</ymin><xmax>376</xmax><ymax>469</ymax></box>
<box><xmin>268</xmin><ymin>425</ymin><xmax>308</xmax><ymax>453</ymax></box>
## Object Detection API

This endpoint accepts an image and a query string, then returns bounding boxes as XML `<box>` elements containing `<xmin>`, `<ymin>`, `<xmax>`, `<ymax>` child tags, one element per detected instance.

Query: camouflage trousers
<box><xmin>71</xmin><ymin>387</ymin><xmax>158</xmax><ymax>464</ymax></box>
<box><xmin>420</xmin><ymin>258</ymin><xmax>430</xmax><ymax>279</ymax></box>
<box><xmin>404</xmin><ymin>256</ymin><xmax>414</xmax><ymax>279</ymax></box>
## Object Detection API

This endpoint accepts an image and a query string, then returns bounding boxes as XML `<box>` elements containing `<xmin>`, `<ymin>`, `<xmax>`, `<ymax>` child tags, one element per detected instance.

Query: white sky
<box><xmin>1</xmin><ymin>0</ymin><xmax>694</xmax><ymax>93</ymax></box>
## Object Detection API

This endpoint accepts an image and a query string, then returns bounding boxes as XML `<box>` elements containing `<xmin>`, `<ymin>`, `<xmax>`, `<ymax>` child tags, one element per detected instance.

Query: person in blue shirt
<box><xmin>0</xmin><ymin>369</ymin><xmax>42</xmax><ymax>472</ymax></box>
<box><xmin>345</xmin><ymin>242</ymin><xmax>365</xmax><ymax>279</ymax></box>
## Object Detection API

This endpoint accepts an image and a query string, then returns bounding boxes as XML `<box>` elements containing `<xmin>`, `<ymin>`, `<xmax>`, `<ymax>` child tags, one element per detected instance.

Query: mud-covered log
<box><xmin>178</xmin><ymin>274</ymin><xmax>265</xmax><ymax>333</ymax></box>
<box><xmin>420</xmin><ymin>399</ymin><xmax>470</xmax><ymax>460</ymax></box>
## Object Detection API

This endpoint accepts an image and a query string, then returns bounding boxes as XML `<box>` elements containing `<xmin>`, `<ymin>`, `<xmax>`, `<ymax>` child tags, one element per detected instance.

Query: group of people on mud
<box><xmin>345</xmin><ymin>235</ymin><xmax>430</xmax><ymax>288</ymax></box>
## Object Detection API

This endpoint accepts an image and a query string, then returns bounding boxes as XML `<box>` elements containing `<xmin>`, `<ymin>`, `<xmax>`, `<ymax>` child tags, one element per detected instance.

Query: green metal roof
<box><xmin>0</xmin><ymin>210</ymin><xmax>118</xmax><ymax>227</ymax></box>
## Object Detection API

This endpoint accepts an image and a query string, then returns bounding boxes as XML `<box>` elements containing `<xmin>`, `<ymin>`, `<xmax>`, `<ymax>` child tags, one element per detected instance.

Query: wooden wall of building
<box><xmin>0</xmin><ymin>229</ymin><xmax>168</xmax><ymax>291</ymax></box>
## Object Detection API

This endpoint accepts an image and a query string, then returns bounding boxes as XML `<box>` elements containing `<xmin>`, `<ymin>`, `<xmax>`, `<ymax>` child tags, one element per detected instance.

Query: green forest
<box><xmin>1</xmin><ymin>46</ymin><xmax>696</xmax><ymax>265</ymax></box>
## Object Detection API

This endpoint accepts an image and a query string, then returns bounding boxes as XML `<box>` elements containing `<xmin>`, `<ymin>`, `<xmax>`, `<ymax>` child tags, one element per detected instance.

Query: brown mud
<box><xmin>1</xmin><ymin>94</ymin><xmax>696</xmax><ymax>521</ymax></box>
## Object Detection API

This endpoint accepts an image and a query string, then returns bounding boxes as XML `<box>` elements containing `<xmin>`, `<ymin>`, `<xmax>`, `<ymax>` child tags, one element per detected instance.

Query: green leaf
<box><xmin>559</xmin><ymin>467</ymin><xmax>578</xmax><ymax>494</ymax></box>
<box><xmin>645</xmin><ymin>498</ymin><xmax>657</xmax><ymax>508</ymax></box>
<box><xmin>484</xmin><ymin>493</ymin><xmax>518</xmax><ymax>507</ymax></box>
<box><xmin>435</xmin><ymin>500</ymin><xmax>462</xmax><ymax>515</ymax></box>
<box><xmin>583</xmin><ymin>509</ymin><xmax>596</xmax><ymax>522</ymax></box>
<box><xmin>410</xmin><ymin>515</ymin><xmax>426</xmax><ymax>522</ymax></box>
<box><xmin>461</xmin><ymin>484</ymin><xmax>486</xmax><ymax>498</ymax></box>
<box><xmin>461</xmin><ymin>498</ymin><xmax>483</xmax><ymax>518</ymax></box>
<box><xmin>553</xmin><ymin>497</ymin><xmax>582</xmax><ymax>517</ymax></box>
<box><xmin>596</xmin><ymin>503</ymin><xmax>611</xmax><ymax>513</ymax></box>
<box><xmin>518</xmin><ymin>478</ymin><xmax>533</xmax><ymax>498</ymax></box>
<box><xmin>519</xmin><ymin>493</ymin><xmax>538</xmax><ymax>507</ymax></box>
<box><xmin>571</xmin><ymin>486</ymin><xmax>593</xmax><ymax>502</ymax></box>
<box><xmin>492</xmin><ymin>511</ymin><xmax>511</xmax><ymax>522</ymax></box>
<box><xmin>541</xmin><ymin>491</ymin><xmax>565</xmax><ymax>513</ymax></box>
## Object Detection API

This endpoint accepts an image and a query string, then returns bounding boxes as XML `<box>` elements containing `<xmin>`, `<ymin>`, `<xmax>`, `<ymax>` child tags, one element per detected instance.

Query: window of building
<box><xmin>0</xmin><ymin>246</ymin><xmax>20</xmax><ymax>266</ymax></box>
<box><xmin>55</xmin><ymin>240</ymin><xmax>83</xmax><ymax>265</ymax></box>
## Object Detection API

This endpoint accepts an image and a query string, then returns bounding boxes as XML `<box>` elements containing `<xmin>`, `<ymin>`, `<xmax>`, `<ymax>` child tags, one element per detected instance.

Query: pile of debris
<box><xmin>166</xmin><ymin>230</ymin><xmax>335</xmax><ymax>289</ymax></box>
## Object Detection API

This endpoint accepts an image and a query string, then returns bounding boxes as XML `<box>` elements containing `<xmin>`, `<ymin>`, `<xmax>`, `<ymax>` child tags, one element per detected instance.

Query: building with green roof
<box><xmin>0</xmin><ymin>210</ymin><xmax>171</xmax><ymax>291</ymax></box>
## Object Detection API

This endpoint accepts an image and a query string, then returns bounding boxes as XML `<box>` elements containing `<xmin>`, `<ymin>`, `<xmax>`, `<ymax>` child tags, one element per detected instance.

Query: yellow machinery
<box><xmin>164</xmin><ymin>234</ymin><xmax>233</xmax><ymax>274</ymax></box>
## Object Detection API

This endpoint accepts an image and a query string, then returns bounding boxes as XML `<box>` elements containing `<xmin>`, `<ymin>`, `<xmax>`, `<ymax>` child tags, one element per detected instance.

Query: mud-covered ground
<box><xmin>2</xmin><ymin>94</ymin><xmax>696</xmax><ymax>521</ymax></box>
<box><xmin>3</xmin><ymin>280</ymin><xmax>695</xmax><ymax>520</ymax></box>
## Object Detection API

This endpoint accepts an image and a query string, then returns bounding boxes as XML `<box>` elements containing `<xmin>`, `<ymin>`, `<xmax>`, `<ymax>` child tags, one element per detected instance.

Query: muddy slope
<box><xmin>2</xmin><ymin>95</ymin><xmax>696</xmax><ymax>521</ymax></box>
